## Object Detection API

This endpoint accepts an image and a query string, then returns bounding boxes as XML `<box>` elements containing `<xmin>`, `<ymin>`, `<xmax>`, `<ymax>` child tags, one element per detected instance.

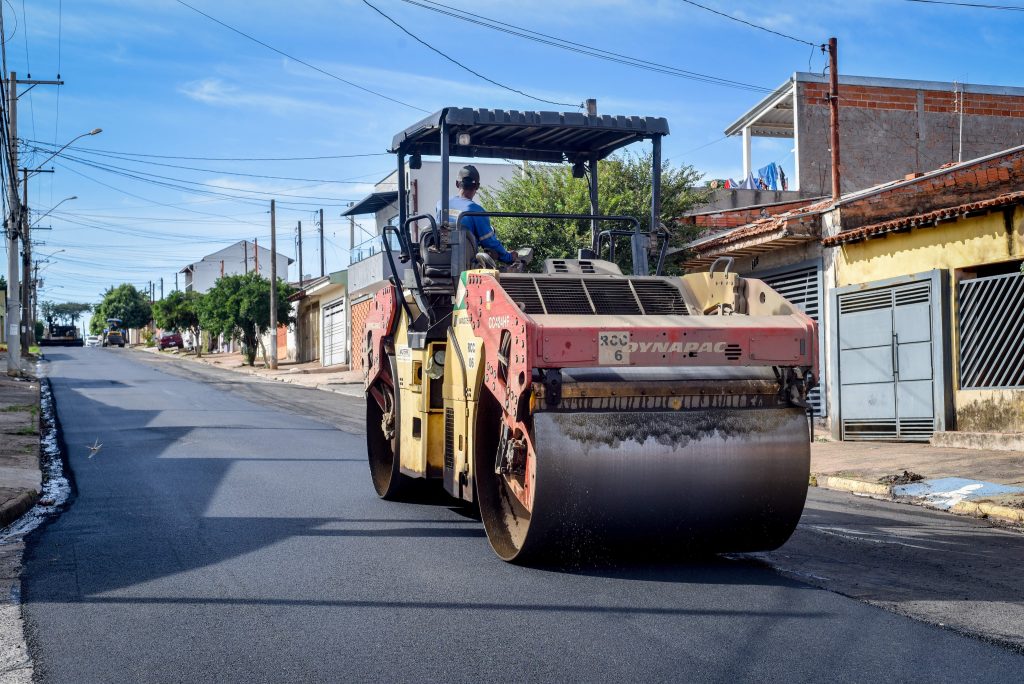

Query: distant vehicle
<box><xmin>103</xmin><ymin>318</ymin><xmax>127</xmax><ymax>348</ymax></box>
<box><xmin>84</xmin><ymin>335</ymin><xmax>100</xmax><ymax>347</ymax></box>
<box><xmin>40</xmin><ymin>324</ymin><xmax>84</xmax><ymax>347</ymax></box>
<box><xmin>158</xmin><ymin>331</ymin><xmax>184</xmax><ymax>350</ymax></box>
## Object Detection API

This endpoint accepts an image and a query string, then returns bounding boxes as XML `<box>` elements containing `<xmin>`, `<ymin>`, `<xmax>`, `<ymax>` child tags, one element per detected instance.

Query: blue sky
<box><xmin>5</xmin><ymin>0</ymin><xmax>1024</xmax><ymax>304</ymax></box>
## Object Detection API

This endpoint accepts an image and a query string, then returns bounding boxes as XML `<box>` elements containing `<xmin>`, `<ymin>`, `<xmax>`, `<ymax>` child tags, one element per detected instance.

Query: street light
<box><xmin>32</xmin><ymin>197</ymin><xmax>76</xmax><ymax>227</ymax></box>
<box><xmin>32</xmin><ymin>128</ymin><xmax>102</xmax><ymax>171</ymax></box>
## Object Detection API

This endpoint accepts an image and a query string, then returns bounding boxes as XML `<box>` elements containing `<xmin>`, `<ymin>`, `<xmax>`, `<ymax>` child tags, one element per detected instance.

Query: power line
<box><xmin>677</xmin><ymin>0</ymin><xmax>820</xmax><ymax>47</ymax></box>
<box><xmin>23</xmin><ymin>138</ymin><xmax>389</xmax><ymax>162</ymax></box>
<box><xmin>54</xmin><ymin>152</ymin><xmax>376</xmax><ymax>205</ymax></box>
<box><xmin>26</xmin><ymin>142</ymin><xmax>383</xmax><ymax>184</ymax></box>
<box><xmin>903</xmin><ymin>0</ymin><xmax>1024</xmax><ymax>8</ymax></box>
<box><xmin>172</xmin><ymin>0</ymin><xmax>430</xmax><ymax>113</ymax></box>
<box><xmin>398</xmin><ymin>0</ymin><xmax>772</xmax><ymax>92</ymax></box>
<box><xmin>360</xmin><ymin>0</ymin><xmax>579</xmax><ymax>109</ymax></box>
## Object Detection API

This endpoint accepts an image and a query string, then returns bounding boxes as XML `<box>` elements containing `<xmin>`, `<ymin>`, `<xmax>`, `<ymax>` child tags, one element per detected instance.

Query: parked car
<box><xmin>104</xmin><ymin>331</ymin><xmax>126</xmax><ymax>348</ymax></box>
<box><xmin>158</xmin><ymin>331</ymin><xmax>184</xmax><ymax>350</ymax></box>
<box><xmin>84</xmin><ymin>335</ymin><xmax>100</xmax><ymax>347</ymax></box>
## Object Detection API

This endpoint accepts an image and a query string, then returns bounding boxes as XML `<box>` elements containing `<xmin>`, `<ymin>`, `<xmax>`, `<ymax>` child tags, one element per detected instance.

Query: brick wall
<box><xmin>797</xmin><ymin>82</ymin><xmax>1024</xmax><ymax>196</ymax></box>
<box><xmin>685</xmin><ymin>198</ymin><xmax>820</xmax><ymax>230</ymax></box>
<box><xmin>349</xmin><ymin>297</ymin><xmax>372</xmax><ymax>373</ymax></box>
<box><xmin>839</xmin><ymin>147</ymin><xmax>1024</xmax><ymax>230</ymax></box>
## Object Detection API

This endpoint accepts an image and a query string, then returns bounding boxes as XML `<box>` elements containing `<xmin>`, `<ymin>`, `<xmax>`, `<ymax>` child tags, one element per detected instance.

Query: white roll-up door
<box><xmin>322</xmin><ymin>297</ymin><xmax>347</xmax><ymax>367</ymax></box>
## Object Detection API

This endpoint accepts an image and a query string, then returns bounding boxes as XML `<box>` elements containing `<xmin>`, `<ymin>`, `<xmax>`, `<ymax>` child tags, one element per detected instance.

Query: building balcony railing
<box><xmin>349</xmin><ymin>231</ymin><xmax>401</xmax><ymax>266</ymax></box>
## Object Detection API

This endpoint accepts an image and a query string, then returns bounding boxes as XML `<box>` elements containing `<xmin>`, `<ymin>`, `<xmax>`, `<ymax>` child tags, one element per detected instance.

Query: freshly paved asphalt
<box><xmin>21</xmin><ymin>348</ymin><xmax>1024</xmax><ymax>682</ymax></box>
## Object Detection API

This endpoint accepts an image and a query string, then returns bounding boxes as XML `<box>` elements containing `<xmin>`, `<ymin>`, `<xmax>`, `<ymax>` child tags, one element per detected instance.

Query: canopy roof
<box><xmin>342</xmin><ymin>190</ymin><xmax>398</xmax><ymax>216</ymax></box>
<box><xmin>390</xmin><ymin>108</ymin><xmax>669</xmax><ymax>163</ymax></box>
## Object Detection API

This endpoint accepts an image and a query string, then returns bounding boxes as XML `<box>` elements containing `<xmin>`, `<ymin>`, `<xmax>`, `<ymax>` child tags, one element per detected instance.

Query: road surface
<box><xmin>20</xmin><ymin>348</ymin><xmax>1024</xmax><ymax>682</ymax></box>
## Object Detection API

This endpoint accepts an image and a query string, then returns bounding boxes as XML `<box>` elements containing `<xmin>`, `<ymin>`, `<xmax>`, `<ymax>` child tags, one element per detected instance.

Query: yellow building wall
<box><xmin>836</xmin><ymin>206</ymin><xmax>1024</xmax><ymax>433</ymax></box>
<box><xmin>835</xmin><ymin>207</ymin><xmax>1023</xmax><ymax>286</ymax></box>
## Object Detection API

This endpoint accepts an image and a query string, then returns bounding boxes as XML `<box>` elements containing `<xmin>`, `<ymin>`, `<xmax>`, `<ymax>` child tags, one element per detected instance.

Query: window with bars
<box><xmin>958</xmin><ymin>271</ymin><xmax>1024</xmax><ymax>390</ymax></box>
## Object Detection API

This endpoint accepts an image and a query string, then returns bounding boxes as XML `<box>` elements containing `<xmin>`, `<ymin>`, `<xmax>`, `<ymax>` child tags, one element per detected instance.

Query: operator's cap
<box><xmin>457</xmin><ymin>165</ymin><xmax>480</xmax><ymax>186</ymax></box>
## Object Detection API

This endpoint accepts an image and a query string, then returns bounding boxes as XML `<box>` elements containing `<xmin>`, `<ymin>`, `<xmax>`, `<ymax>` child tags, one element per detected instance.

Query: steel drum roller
<box><xmin>477</xmin><ymin>405</ymin><xmax>810</xmax><ymax>563</ymax></box>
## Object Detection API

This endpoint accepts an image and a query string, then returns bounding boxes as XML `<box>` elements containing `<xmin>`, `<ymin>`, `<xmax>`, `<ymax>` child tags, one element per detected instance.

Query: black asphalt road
<box><xmin>22</xmin><ymin>348</ymin><xmax>1024</xmax><ymax>682</ymax></box>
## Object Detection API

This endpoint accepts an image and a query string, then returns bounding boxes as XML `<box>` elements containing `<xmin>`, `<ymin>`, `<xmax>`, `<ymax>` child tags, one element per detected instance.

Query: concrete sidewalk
<box><xmin>811</xmin><ymin>438</ymin><xmax>1024</xmax><ymax>526</ymax></box>
<box><xmin>0</xmin><ymin>352</ymin><xmax>41</xmax><ymax>528</ymax></box>
<box><xmin>136</xmin><ymin>346</ymin><xmax>364</xmax><ymax>396</ymax></box>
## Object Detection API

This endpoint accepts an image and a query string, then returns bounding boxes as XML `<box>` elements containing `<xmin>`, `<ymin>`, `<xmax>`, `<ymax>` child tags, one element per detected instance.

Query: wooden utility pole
<box><xmin>20</xmin><ymin>169</ymin><xmax>30</xmax><ymax>350</ymax></box>
<box><xmin>244</xmin><ymin>241</ymin><xmax>248</xmax><ymax>273</ymax></box>
<box><xmin>318</xmin><ymin>208</ymin><xmax>325</xmax><ymax>277</ymax></box>
<box><xmin>269</xmin><ymin>200</ymin><xmax>278</xmax><ymax>370</ymax></box>
<box><xmin>828</xmin><ymin>37</ymin><xmax>841</xmax><ymax>202</ymax></box>
<box><xmin>254</xmin><ymin>237</ymin><xmax>259</xmax><ymax>274</ymax></box>
<box><xmin>160</xmin><ymin>277</ymin><xmax>164</xmax><ymax>300</ymax></box>
<box><xmin>297</xmin><ymin>220</ymin><xmax>304</xmax><ymax>288</ymax></box>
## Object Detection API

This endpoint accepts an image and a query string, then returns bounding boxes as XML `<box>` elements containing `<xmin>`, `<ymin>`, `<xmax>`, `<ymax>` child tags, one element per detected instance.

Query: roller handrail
<box><xmin>709</xmin><ymin>256</ymin><xmax>735</xmax><ymax>275</ymax></box>
<box><xmin>380</xmin><ymin>225</ymin><xmax>415</xmax><ymax>322</ymax></box>
<box><xmin>404</xmin><ymin>212</ymin><xmax>440</xmax><ymax>252</ymax></box>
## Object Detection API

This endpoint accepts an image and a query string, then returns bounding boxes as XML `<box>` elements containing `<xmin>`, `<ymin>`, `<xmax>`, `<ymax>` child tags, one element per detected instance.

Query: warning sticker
<box><xmin>598</xmin><ymin>331</ymin><xmax>631</xmax><ymax>365</ymax></box>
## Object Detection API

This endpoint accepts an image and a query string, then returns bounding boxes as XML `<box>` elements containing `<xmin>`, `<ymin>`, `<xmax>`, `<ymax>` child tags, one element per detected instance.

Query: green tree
<box><xmin>40</xmin><ymin>301</ymin><xmax>57</xmax><ymax>329</ymax></box>
<box><xmin>199</xmin><ymin>272</ymin><xmax>294</xmax><ymax>366</ymax></box>
<box><xmin>0</xmin><ymin>274</ymin><xmax>6</xmax><ymax>291</ymax></box>
<box><xmin>90</xmin><ymin>284</ymin><xmax>152</xmax><ymax>334</ymax></box>
<box><xmin>152</xmin><ymin>290</ymin><xmax>204</xmax><ymax>356</ymax></box>
<box><xmin>480</xmin><ymin>151</ymin><xmax>709</xmax><ymax>272</ymax></box>
<box><xmin>53</xmin><ymin>302</ymin><xmax>92</xmax><ymax>325</ymax></box>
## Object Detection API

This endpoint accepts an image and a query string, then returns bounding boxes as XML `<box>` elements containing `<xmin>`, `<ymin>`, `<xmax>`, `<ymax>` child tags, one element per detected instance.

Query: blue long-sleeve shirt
<box><xmin>436</xmin><ymin>195</ymin><xmax>513</xmax><ymax>263</ymax></box>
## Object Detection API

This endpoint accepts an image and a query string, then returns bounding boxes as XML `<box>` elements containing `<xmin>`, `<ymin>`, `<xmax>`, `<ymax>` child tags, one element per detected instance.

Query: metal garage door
<box><xmin>837</xmin><ymin>281</ymin><xmax>936</xmax><ymax>441</ymax></box>
<box><xmin>322</xmin><ymin>298</ymin><xmax>347</xmax><ymax>367</ymax></box>
<box><xmin>759</xmin><ymin>263</ymin><xmax>826</xmax><ymax>416</ymax></box>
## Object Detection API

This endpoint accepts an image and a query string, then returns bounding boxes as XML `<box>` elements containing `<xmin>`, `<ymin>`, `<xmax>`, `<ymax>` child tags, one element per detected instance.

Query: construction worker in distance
<box><xmin>437</xmin><ymin>164</ymin><xmax>520</xmax><ymax>270</ymax></box>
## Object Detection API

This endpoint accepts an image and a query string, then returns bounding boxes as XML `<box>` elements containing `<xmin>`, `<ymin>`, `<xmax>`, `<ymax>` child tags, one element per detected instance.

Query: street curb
<box><xmin>951</xmin><ymin>500</ymin><xmax>1024</xmax><ymax>523</ymax></box>
<box><xmin>814</xmin><ymin>475</ymin><xmax>893</xmax><ymax>497</ymax></box>
<box><xmin>812</xmin><ymin>474</ymin><xmax>1024</xmax><ymax>527</ymax></box>
<box><xmin>0</xmin><ymin>490</ymin><xmax>40</xmax><ymax>529</ymax></box>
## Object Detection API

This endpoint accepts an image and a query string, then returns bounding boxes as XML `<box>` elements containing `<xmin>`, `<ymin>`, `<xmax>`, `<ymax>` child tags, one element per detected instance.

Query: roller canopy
<box><xmin>390</xmin><ymin>107</ymin><xmax>670</xmax><ymax>162</ymax></box>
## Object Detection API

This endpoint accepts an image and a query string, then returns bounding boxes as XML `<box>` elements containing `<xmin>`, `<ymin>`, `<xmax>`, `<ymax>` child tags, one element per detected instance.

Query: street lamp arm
<box><xmin>30</xmin><ymin>128</ymin><xmax>102</xmax><ymax>171</ymax></box>
<box><xmin>32</xmin><ymin>196</ymin><xmax>76</xmax><ymax>227</ymax></box>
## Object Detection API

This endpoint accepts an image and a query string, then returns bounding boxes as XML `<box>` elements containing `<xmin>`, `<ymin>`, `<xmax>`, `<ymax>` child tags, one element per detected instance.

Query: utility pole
<box><xmin>828</xmin><ymin>37</ymin><xmax>841</xmax><ymax>202</ymax></box>
<box><xmin>5</xmin><ymin>72</ymin><xmax>21</xmax><ymax>374</ymax></box>
<box><xmin>244</xmin><ymin>241</ymin><xmax>248</xmax><ymax>273</ymax></box>
<box><xmin>254</xmin><ymin>237</ymin><xmax>259</xmax><ymax>274</ymax></box>
<box><xmin>297</xmin><ymin>220</ymin><xmax>304</xmax><ymax>288</ymax></box>
<box><xmin>19</xmin><ymin>166</ymin><xmax>54</xmax><ymax>350</ymax></box>
<box><xmin>348</xmin><ymin>208</ymin><xmax>355</xmax><ymax>265</ymax></box>
<box><xmin>32</xmin><ymin>261</ymin><xmax>39</xmax><ymax>335</ymax></box>
<box><xmin>269</xmin><ymin>200</ymin><xmax>278</xmax><ymax>370</ymax></box>
<box><xmin>4</xmin><ymin>71</ymin><xmax>63</xmax><ymax>373</ymax></box>
<box><xmin>160</xmin><ymin>277</ymin><xmax>164</xmax><ymax>300</ymax></box>
<box><xmin>175</xmin><ymin>272</ymin><xmax>179</xmax><ymax>292</ymax></box>
<box><xmin>319</xmin><ymin>208</ymin><xmax>325</xmax><ymax>277</ymax></box>
<box><xmin>20</xmin><ymin>168</ymin><xmax>29</xmax><ymax>350</ymax></box>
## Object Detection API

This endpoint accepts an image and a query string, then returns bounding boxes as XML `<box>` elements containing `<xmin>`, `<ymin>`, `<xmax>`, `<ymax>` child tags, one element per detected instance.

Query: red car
<box><xmin>158</xmin><ymin>331</ymin><xmax>184</xmax><ymax>350</ymax></box>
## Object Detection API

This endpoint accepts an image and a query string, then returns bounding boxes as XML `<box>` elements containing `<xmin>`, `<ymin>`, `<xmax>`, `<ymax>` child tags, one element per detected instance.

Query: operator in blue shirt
<box><xmin>437</xmin><ymin>165</ymin><xmax>516</xmax><ymax>266</ymax></box>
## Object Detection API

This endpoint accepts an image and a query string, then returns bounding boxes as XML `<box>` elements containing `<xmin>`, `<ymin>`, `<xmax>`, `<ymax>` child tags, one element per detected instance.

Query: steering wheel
<box><xmin>474</xmin><ymin>252</ymin><xmax>498</xmax><ymax>270</ymax></box>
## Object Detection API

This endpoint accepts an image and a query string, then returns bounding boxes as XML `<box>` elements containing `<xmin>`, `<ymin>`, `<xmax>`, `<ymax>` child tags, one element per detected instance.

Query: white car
<box><xmin>84</xmin><ymin>335</ymin><xmax>101</xmax><ymax>347</ymax></box>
